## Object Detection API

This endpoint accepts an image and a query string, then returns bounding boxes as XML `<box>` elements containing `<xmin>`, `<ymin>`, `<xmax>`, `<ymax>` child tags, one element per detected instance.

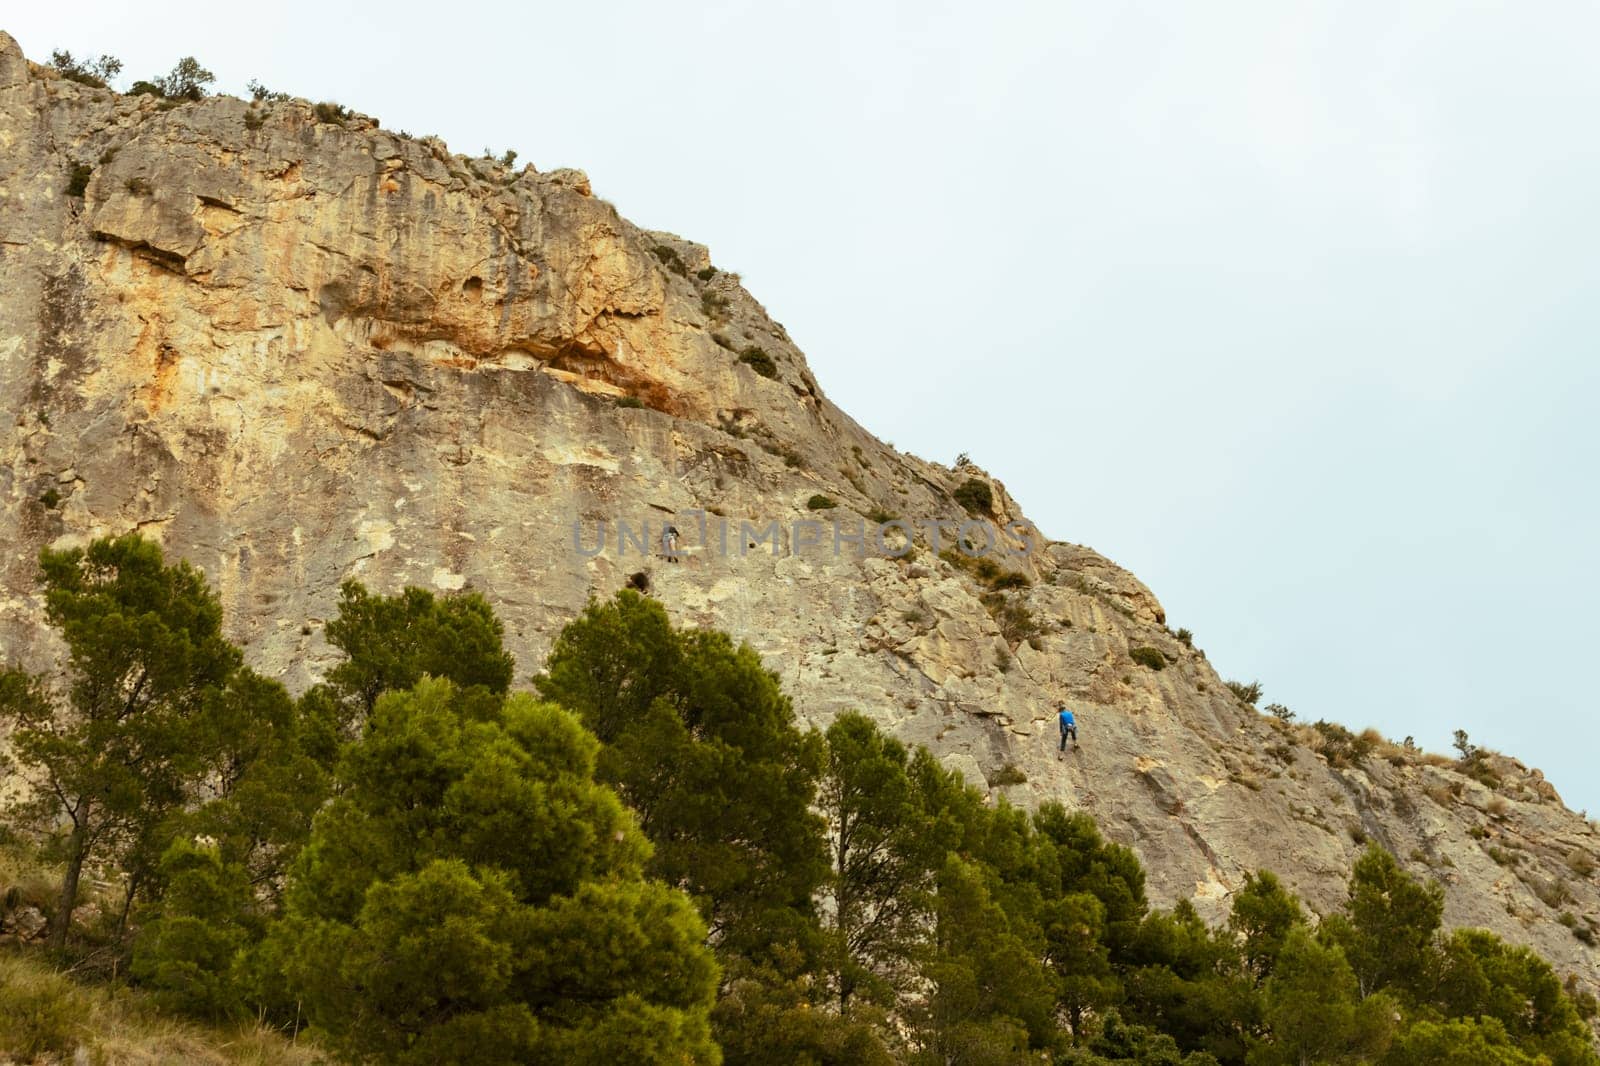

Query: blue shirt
<box><xmin>1058</xmin><ymin>708</ymin><xmax>1075</xmax><ymax>730</ymax></box>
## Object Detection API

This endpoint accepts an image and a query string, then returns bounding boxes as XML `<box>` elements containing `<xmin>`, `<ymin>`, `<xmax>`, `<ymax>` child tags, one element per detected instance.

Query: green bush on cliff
<box><xmin>953</xmin><ymin>477</ymin><xmax>994</xmax><ymax>515</ymax></box>
<box><xmin>739</xmin><ymin>346</ymin><xmax>778</xmax><ymax>379</ymax></box>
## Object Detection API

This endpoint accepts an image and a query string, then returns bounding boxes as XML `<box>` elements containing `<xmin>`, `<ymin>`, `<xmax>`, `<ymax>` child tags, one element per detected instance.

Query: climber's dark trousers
<box><xmin>1059</xmin><ymin>726</ymin><xmax>1077</xmax><ymax>751</ymax></box>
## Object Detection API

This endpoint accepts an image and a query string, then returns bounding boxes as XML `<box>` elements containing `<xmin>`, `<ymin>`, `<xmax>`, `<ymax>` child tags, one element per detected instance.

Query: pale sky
<box><xmin>9</xmin><ymin>2</ymin><xmax>1598</xmax><ymax>812</ymax></box>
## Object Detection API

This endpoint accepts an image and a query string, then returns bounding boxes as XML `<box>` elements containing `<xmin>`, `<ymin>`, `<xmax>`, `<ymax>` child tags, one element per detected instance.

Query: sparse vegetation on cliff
<box><xmin>47</xmin><ymin>50</ymin><xmax>121</xmax><ymax>89</ymax></box>
<box><xmin>1226</xmin><ymin>678</ymin><xmax>1264</xmax><ymax>705</ymax></box>
<box><xmin>652</xmin><ymin>243</ymin><xmax>688</xmax><ymax>276</ymax></box>
<box><xmin>128</xmin><ymin>56</ymin><xmax>215</xmax><ymax>101</ymax></box>
<box><xmin>312</xmin><ymin>100</ymin><xmax>352</xmax><ymax>126</ymax></box>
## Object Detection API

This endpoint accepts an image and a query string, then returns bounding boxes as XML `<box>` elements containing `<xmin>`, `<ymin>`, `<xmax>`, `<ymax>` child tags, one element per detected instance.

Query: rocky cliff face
<box><xmin>2</xmin><ymin>30</ymin><xmax>1597</xmax><ymax>990</ymax></box>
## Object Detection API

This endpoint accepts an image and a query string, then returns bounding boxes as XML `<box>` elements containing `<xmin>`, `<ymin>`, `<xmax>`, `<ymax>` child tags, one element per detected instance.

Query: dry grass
<box><xmin>0</xmin><ymin>953</ymin><xmax>323</xmax><ymax>1065</ymax></box>
<box><xmin>0</xmin><ymin>845</ymin><xmax>59</xmax><ymax>918</ymax></box>
<box><xmin>1530</xmin><ymin>877</ymin><xmax>1576</xmax><ymax>911</ymax></box>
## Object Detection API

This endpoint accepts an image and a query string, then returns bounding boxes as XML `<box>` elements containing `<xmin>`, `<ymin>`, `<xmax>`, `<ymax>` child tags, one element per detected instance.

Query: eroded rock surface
<box><xmin>2</xmin><ymin>30</ymin><xmax>1596</xmax><ymax>991</ymax></box>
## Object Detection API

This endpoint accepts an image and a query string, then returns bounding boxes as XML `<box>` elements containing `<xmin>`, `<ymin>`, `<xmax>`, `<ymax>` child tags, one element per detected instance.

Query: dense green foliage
<box><xmin>273</xmin><ymin>680</ymin><xmax>718</xmax><ymax>1063</ymax></box>
<box><xmin>319</xmin><ymin>578</ymin><xmax>515</xmax><ymax>724</ymax></box>
<box><xmin>0</xmin><ymin>535</ymin><xmax>242</xmax><ymax>947</ymax></box>
<box><xmin>536</xmin><ymin>590</ymin><xmax>828</xmax><ymax>966</ymax></box>
<box><xmin>3</xmin><ymin>536</ymin><xmax>1597</xmax><ymax>1064</ymax></box>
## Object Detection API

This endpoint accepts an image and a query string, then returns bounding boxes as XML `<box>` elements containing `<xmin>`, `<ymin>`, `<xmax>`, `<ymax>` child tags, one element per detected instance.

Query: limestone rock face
<box><xmin>2</xmin><ymin>31</ymin><xmax>1597</xmax><ymax>990</ymax></box>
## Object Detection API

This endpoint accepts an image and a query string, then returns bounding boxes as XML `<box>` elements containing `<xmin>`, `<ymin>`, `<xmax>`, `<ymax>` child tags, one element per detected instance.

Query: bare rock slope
<box><xmin>2</xmin><ymin>31</ymin><xmax>1596</xmax><ymax>989</ymax></box>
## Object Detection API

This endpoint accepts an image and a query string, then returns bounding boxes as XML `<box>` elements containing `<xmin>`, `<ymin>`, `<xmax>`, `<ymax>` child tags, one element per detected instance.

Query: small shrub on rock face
<box><xmin>66</xmin><ymin>163</ymin><xmax>92</xmax><ymax>198</ymax></box>
<box><xmin>1265</xmin><ymin>702</ymin><xmax>1295</xmax><ymax>723</ymax></box>
<box><xmin>246</xmin><ymin>79</ymin><xmax>290</xmax><ymax>102</ymax></box>
<box><xmin>1129</xmin><ymin>646</ymin><xmax>1166</xmax><ymax>671</ymax></box>
<box><xmin>652</xmin><ymin>244</ymin><xmax>687</xmax><ymax>276</ymax></box>
<box><xmin>131</xmin><ymin>57</ymin><xmax>215</xmax><ymax>101</ymax></box>
<box><xmin>977</xmin><ymin>591</ymin><xmax>1040</xmax><ymax>646</ymax></box>
<box><xmin>1174</xmin><ymin>626</ymin><xmax>1193</xmax><ymax>647</ymax></box>
<box><xmin>1311</xmin><ymin>719</ymin><xmax>1375</xmax><ymax>768</ymax></box>
<box><xmin>806</xmin><ymin>494</ymin><xmax>836</xmax><ymax>511</ymax></box>
<box><xmin>1225</xmin><ymin>679</ymin><xmax>1263</xmax><ymax>706</ymax></box>
<box><xmin>313</xmin><ymin>101</ymin><xmax>352</xmax><ymax>126</ymax></box>
<box><xmin>989</xmin><ymin>763</ymin><xmax>1028</xmax><ymax>787</ymax></box>
<box><xmin>37</xmin><ymin>488</ymin><xmax>62</xmax><ymax>509</ymax></box>
<box><xmin>739</xmin><ymin>346</ymin><xmax>777</xmax><ymax>379</ymax></box>
<box><xmin>696</xmin><ymin>266</ymin><xmax>717</xmax><ymax>281</ymax></box>
<box><xmin>1532</xmin><ymin>878</ymin><xmax>1574</xmax><ymax>910</ymax></box>
<box><xmin>938</xmin><ymin>549</ymin><xmax>1004</xmax><ymax>586</ymax></box>
<box><xmin>49</xmin><ymin>50</ymin><xmax>122</xmax><ymax>89</ymax></box>
<box><xmin>953</xmin><ymin>477</ymin><xmax>994</xmax><ymax>515</ymax></box>
<box><xmin>614</xmin><ymin>395</ymin><xmax>644</xmax><ymax>409</ymax></box>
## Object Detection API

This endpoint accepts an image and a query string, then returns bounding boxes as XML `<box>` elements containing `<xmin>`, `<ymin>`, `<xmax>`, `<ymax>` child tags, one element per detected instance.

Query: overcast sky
<box><xmin>10</xmin><ymin>2</ymin><xmax>1599</xmax><ymax>812</ymax></box>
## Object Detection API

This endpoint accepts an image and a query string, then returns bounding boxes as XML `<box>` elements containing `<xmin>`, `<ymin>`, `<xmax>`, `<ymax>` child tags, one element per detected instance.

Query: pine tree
<box><xmin>320</xmin><ymin>579</ymin><xmax>515</xmax><ymax>726</ymax></box>
<box><xmin>537</xmin><ymin>590</ymin><xmax>828</xmax><ymax>962</ymax></box>
<box><xmin>1433</xmin><ymin>928</ymin><xmax>1600</xmax><ymax>1065</ymax></box>
<box><xmin>1326</xmin><ymin>846</ymin><xmax>1444</xmax><ymax>1001</ymax></box>
<box><xmin>818</xmin><ymin>712</ymin><xmax>953</xmax><ymax>1012</ymax></box>
<box><xmin>1250</xmin><ymin>928</ymin><xmax>1394</xmax><ymax>1066</ymax></box>
<box><xmin>129</xmin><ymin>838</ymin><xmax>256</xmax><ymax>1019</ymax></box>
<box><xmin>1228</xmin><ymin>870</ymin><xmax>1304</xmax><ymax>982</ymax></box>
<box><xmin>1120</xmin><ymin>899</ymin><xmax>1260</xmax><ymax>1063</ymax></box>
<box><xmin>273</xmin><ymin>678</ymin><xmax>719</xmax><ymax>1063</ymax></box>
<box><xmin>0</xmin><ymin>534</ymin><xmax>241</xmax><ymax>947</ymax></box>
<box><xmin>910</xmin><ymin>856</ymin><xmax>1057</xmax><ymax>1064</ymax></box>
<box><xmin>1384</xmin><ymin>1017</ymin><xmax>1546</xmax><ymax>1066</ymax></box>
<box><xmin>128</xmin><ymin>669</ymin><xmax>335</xmax><ymax>1021</ymax></box>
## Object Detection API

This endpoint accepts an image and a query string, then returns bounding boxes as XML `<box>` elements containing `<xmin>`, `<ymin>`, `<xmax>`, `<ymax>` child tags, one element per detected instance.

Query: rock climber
<box><xmin>1058</xmin><ymin>704</ymin><xmax>1077</xmax><ymax>756</ymax></box>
